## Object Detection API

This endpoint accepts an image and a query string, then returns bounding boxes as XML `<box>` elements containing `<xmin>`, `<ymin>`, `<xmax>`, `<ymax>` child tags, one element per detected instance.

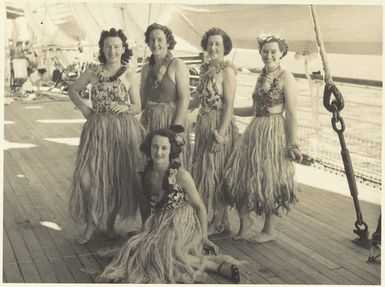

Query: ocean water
<box><xmin>230</xmin><ymin>49</ymin><xmax>383</xmax><ymax>82</ymax></box>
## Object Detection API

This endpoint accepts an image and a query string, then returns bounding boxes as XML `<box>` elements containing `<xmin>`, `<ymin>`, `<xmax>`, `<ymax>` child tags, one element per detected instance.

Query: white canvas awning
<box><xmin>6</xmin><ymin>3</ymin><xmax>383</xmax><ymax>55</ymax></box>
<box><xmin>165</xmin><ymin>4</ymin><xmax>382</xmax><ymax>55</ymax></box>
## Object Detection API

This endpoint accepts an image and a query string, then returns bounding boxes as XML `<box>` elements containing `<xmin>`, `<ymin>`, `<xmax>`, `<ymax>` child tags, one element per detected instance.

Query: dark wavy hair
<box><xmin>144</xmin><ymin>23</ymin><xmax>177</xmax><ymax>50</ymax></box>
<box><xmin>201</xmin><ymin>27</ymin><xmax>232</xmax><ymax>56</ymax></box>
<box><xmin>98</xmin><ymin>28</ymin><xmax>133</xmax><ymax>64</ymax></box>
<box><xmin>140</xmin><ymin>126</ymin><xmax>184</xmax><ymax>161</ymax></box>
<box><xmin>257</xmin><ymin>35</ymin><xmax>288</xmax><ymax>58</ymax></box>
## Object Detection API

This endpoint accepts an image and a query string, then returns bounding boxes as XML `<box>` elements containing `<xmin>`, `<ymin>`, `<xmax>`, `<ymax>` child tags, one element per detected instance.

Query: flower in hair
<box><xmin>257</xmin><ymin>32</ymin><xmax>288</xmax><ymax>57</ymax></box>
<box><xmin>175</xmin><ymin>134</ymin><xmax>185</xmax><ymax>146</ymax></box>
<box><xmin>257</xmin><ymin>32</ymin><xmax>283</xmax><ymax>42</ymax></box>
<box><xmin>168</xmin><ymin>168</ymin><xmax>178</xmax><ymax>184</ymax></box>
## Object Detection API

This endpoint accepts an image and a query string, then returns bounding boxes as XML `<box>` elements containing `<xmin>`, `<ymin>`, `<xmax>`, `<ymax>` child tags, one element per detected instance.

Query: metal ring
<box><xmin>355</xmin><ymin>220</ymin><xmax>369</xmax><ymax>232</ymax></box>
<box><xmin>323</xmin><ymin>84</ymin><xmax>344</xmax><ymax>112</ymax></box>
<box><xmin>331</xmin><ymin>114</ymin><xmax>345</xmax><ymax>133</ymax></box>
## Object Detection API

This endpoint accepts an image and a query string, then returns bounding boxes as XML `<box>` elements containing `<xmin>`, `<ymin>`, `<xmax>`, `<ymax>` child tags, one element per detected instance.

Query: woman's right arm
<box><xmin>233</xmin><ymin>81</ymin><xmax>258</xmax><ymax>117</ymax></box>
<box><xmin>140</xmin><ymin>64</ymin><xmax>149</xmax><ymax>111</ymax></box>
<box><xmin>68</xmin><ymin>69</ymin><xmax>93</xmax><ymax>119</ymax></box>
<box><xmin>178</xmin><ymin>169</ymin><xmax>219</xmax><ymax>253</ymax></box>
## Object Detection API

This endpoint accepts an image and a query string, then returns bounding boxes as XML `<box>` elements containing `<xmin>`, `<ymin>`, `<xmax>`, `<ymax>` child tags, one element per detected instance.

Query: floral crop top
<box><xmin>252</xmin><ymin>67</ymin><xmax>285</xmax><ymax>117</ymax></box>
<box><xmin>141</xmin><ymin>161</ymin><xmax>186</xmax><ymax>213</ymax></box>
<box><xmin>89</xmin><ymin>64</ymin><xmax>129</xmax><ymax>112</ymax></box>
<box><xmin>196</xmin><ymin>61</ymin><xmax>236</xmax><ymax>112</ymax></box>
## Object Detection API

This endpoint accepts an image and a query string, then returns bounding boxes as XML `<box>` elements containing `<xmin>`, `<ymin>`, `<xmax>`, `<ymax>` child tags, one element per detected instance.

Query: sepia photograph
<box><xmin>2</xmin><ymin>1</ymin><xmax>382</xmax><ymax>284</ymax></box>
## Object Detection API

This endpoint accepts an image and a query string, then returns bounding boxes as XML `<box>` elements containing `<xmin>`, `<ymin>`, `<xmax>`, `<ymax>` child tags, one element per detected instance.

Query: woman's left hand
<box><xmin>110</xmin><ymin>103</ymin><xmax>129</xmax><ymax>114</ymax></box>
<box><xmin>209</xmin><ymin>133</ymin><xmax>222</xmax><ymax>153</ymax></box>
<box><xmin>210</xmin><ymin>141</ymin><xmax>221</xmax><ymax>153</ymax></box>
<box><xmin>287</xmin><ymin>146</ymin><xmax>303</xmax><ymax>163</ymax></box>
<box><xmin>203</xmin><ymin>238</ymin><xmax>219</xmax><ymax>254</ymax></box>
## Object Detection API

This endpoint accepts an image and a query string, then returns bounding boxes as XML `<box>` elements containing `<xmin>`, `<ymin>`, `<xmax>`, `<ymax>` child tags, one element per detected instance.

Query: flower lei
<box><xmin>258</xmin><ymin>65</ymin><xmax>282</xmax><ymax>93</ymax></box>
<box><xmin>196</xmin><ymin>60</ymin><xmax>237</xmax><ymax>95</ymax></box>
<box><xmin>149</xmin><ymin>51</ymin><xmax>174</xmax><ymax>89</ymax></box>
<box><xmin>145</xmin><ymin>160</ymin><xmax>185</xmax><ymax>212</ymax></box>
<box><xmin>92</xmin><ymin>64</ymin><xmax>127</xmax><ymax>82</ymax></box>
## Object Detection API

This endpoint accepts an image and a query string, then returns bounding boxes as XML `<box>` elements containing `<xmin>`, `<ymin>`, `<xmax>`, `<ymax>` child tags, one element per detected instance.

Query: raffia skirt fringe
<box><xmin>99</xmin><ymin>203</ymin><xmax>242</xmax><ymax>283</ymax></box>
<box><xmin>141</xmin><ymin>101</ymin><xmax>192</xmax><ymax>169</ymax></box>
<box><xmin>191</xmin><ymin>110</ymin><xmax>239</xmax><ymax>221</ymax></box>
<box><xmin>69</xmin><ymin>112</ymin><xmax>146</xmax><ymax>230</ymax></box>
<box><xmin>225</xmin><ymin>114</ymin><xmax>297</xmax><ymax>215</ymax></box>
<box><xmin>99</xmin><ymin>204</ymin><xmax>205</xmax><ymax>283</ymax></box>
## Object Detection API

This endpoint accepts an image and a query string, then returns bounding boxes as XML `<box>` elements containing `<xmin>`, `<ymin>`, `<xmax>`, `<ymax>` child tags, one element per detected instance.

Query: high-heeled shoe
<box><xmin>217</xmin><ymin>262</ymin><xmax>240</xmax><ymax>283</ymax></box>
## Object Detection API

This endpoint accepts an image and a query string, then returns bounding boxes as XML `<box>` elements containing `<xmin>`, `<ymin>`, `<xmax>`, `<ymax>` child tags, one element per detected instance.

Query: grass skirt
<box><xmin>141</xmin><ymin>101</ymin><xmax>192</xmax><ymax>168</ymax></box>
<box><xmin>191</xmin><ymin>110</ymin><xmax>239</xmax><ymax>222</ymax></box>
<box><xmin>69</xmin><ymin>112</ymin><xmax>146</xmax><ymax>230</ymax></box>
<box><xmin>225</xmin><ymin>115</ymin><xmax>296</xmax><ymax>215</ymax></box>
<box><xmin>99</xmin><ymin>203</ymin><xmax>206</xmax><ymax>283</ymax></box>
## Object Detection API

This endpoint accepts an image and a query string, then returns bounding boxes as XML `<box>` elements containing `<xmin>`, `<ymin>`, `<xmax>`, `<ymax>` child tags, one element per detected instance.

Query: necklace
<box><xmin>96</xmin><ymin>65</ymin><xmax>127</xmax><ymax>82</ymax></box>
<box><xmin>149</xmin><ymin>51</ymin><xmax>173</xmax><ymax>89</ymax></box>
<box><xmin>145</xmin><ymin>160</ymin><xmax>181</xmax><ymax>211</ymax></box>
<box><xmin>197</xmin><ymin>61</ymin><xmax>226</xmax><ymax>94</ymax></box>
<box><xmin>259</xmin><ymin>65</ymin><xmax>281</xmax><ymax>93</ymax></box>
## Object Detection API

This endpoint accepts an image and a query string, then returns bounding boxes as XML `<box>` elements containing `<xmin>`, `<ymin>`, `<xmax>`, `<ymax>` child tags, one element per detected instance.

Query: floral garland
<box><xmin>196</xmin><ymin>60</ymin><xmax>236</xmax><ymax>94</ymax></box>
<box><xmin>149</xmin><ymin>51</ymin><xmax>174</xmax><ymax>89</ymax></box>
<box><xmin>258</xmin><ymin>65</ymin><xmax>282</xmax><ymax>93</ymax></box>
<box><xmin>89</xmin><ymin>63</ymin><xmax>127</xmax><ymax>82</ymax></box>
<box><xmin>144</xmin><ymin>160</ymin><xmax>185</xmax><ymax>212</ymax></box>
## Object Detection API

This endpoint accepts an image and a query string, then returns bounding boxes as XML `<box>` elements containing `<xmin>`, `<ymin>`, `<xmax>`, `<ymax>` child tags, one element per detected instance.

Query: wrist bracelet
<box><xmin>286</xmin><ymin>143</ymin><xmax>300</xmax><ymax>152</ymax></box>
<box><xmin>213</xmin><ymin>130</ymin><xmax>225</xmax><ymax>144</ymax></box>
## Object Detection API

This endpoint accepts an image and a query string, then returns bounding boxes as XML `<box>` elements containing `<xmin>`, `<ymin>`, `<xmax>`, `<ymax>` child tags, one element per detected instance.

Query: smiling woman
<box><xmin>98</xmin><ymin>126</ymin><xmax>241</xmax><ymax>284</ymax></box>
<box><xmin>190</xmin><ymin>28</ymin><xmax>239</xmax><ymax>235</ymax></box>
<box><xmin>224</xmin><ymin>34</ymin><xmax>301</xmax><ymax>243</ymax></box>
<box><xmin>68</xmin><ymin>28</ymin><xmax>146</xmax><ymax>244</ymax></box>
<box><xmin>140</xmin><ymin>23</ymin><xmax>192</xmax><ymax>169</ymax></box>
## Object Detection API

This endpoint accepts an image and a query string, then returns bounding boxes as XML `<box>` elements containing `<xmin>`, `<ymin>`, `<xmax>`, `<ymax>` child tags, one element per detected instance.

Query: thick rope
<box><xmin>310</xmin><ymin>5</ymin><xmax>333</xmax><ymax>85</ymax></box>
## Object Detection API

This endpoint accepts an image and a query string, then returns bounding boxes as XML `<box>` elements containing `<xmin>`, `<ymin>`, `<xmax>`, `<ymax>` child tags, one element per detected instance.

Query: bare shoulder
<box><xmin>70</xmin><ymin>65</ymin><xmax>97</xmax><ymax>88</ymax></box>
<box><xmin>223</xmin><ymin>65</ymin><xmax>236</xmax><ymax>78</ymax></box>
<box><xmin>279</xmin><ymin>69</ymin><xmax>295</xmax><ymax>82</ymax></box>
<box><xmin>176</xmin><ymin>167</ymin><xmax>193</xmax><ymax>185</ymax></box>
<box><xmin>124</xmin><ymin>69</ymin><xmax>138</xmax><ymax>82</ymax></box>
<box><xmin>170</xmin><ymin>58</ymin><xmax>187</xmax><ymax>71</ymax></box>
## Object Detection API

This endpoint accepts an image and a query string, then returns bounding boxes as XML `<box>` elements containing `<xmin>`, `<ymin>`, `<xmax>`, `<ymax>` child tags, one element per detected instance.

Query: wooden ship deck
<box><xmin>3</xmin><ymin>99</ymin><xmax>381</xmax><ymax>284</ymax></box>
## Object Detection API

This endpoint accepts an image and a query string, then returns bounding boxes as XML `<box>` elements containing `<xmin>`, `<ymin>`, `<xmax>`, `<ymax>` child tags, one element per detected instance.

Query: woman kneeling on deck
<box><xmin>98</xmin><ymin>126</ymin><xmax>242</xmax><ymax>284</ymax></box>
<box><xmin>68</xmin><ymin>28</ymin><xmax>145</xmax><ymax>244</ymax></box>
<box><xmin>225</xmin><ymin>34</ymin><xmax>302</xmax><ymax>243</ymax></box>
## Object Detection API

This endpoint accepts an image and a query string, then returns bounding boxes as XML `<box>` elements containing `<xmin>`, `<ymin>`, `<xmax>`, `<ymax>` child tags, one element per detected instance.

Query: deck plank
<box><xmin>291</xmin><ymin>200</ymin><xmax>381</xmax><ymax>270</ymax></box>
<box><xmin>215</xmin><ymin>239</ymin><xmax>270</xmax><ymax>284</ymax></box>
<box><xmin>3</xmin><ymin>218</ymin><xmax>17</xmax><ymax>265</ymax></box>
<box><xmin>33</xmin><ymin>258</ymin><xmax>59</xmax><ymax>283</ymax></box>
<box><xmin>49</xmin><ymin>257</ymin><xmax>75</xmax><ymax>283</ymax></box>
<box><xmin>78</xmin><ymin>254</ymin><xmax>103</xmax><ymax>282</ymax></box>
<box><xmin>3</xmin><ymin>263</ymin><xmax>24</xmax><ymax>283</ymax></box>
<box><xmin>294</xmin><ymin>190</ymin><xmax>380</xmax><ymax>259</ymax></box>
<box><xmin>18</xmin><ymin>262</ymin><xmax>41</xmax><ymax>283</ymax></box>
<box><xmin>63</xmin><ymin>255</ymin><xmax>94</xmax><ymax>283</ymax></box>
<box><xmin>283</xmin><ymin>211</ymin><xmax>380</xmax><ymax>283</ymax></box>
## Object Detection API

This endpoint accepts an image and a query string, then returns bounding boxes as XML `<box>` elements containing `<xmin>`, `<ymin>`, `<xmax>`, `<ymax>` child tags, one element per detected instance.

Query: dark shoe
<box><xmin>217</xmin><ymin>262</ymin><xmax>240</xmax><ymax>283</ymax></box>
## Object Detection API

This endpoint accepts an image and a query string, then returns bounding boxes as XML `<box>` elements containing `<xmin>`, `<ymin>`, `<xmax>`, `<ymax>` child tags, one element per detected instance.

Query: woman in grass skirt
<box><xmin>225</xmin><ymin>34</ymin><xmax>302</xmax><ymax>243</ymax></box>
<box><xmin>98</xmin><ymin>127</ymin><xmax>242</xmax><ymax>284</ymax></box>
<box><xmin>68</xmin><ymin>28</ymin><xmax>145</xmax><ymax>244</ymax></box>
<box><xmin>140</xmin><ymin>23</ymin><xmax>191</xmax><ymax>168</ymax></box>
<box><xmin>190</xmin><ymin>28</ymin><xmax>239</xmax><ymax>234</ymax></box>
